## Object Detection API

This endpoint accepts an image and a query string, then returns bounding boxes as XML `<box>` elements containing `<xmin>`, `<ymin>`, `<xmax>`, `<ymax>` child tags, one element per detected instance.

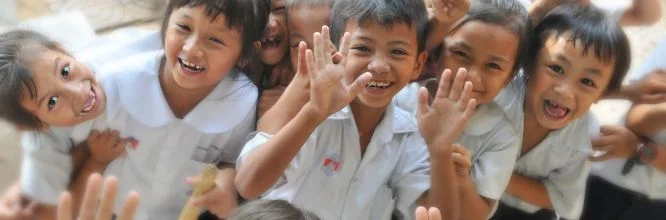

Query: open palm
<box><xmin>304</xmin><ymin>26</ymin><xmax>372</xmax><ymax>119</ymax></box>
<box><xmin>418</xmin><ymin>68</ymin><xmax>477</xmax><ymax>152</ymax></box>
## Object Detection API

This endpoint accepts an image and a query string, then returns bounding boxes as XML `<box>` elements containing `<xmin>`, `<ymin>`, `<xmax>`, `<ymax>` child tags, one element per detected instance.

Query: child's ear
<box><xmin>412</xmin><ymin>51</ymin><xmax>429</xmax><ymax>80</ymax></box>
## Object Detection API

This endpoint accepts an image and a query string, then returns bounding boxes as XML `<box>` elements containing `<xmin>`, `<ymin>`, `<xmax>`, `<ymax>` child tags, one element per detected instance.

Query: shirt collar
<box><xmin>100</xmin><ymin>50</ymin><xmax>258</xmax><ymax>133</ymax></box>
<box><xmin>327</xmin><ymin>102</ymin><xmax>419</xmax><ymax>143</ymax></box>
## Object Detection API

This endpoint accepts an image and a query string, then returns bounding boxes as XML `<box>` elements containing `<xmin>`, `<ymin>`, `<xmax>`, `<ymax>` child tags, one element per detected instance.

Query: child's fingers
<box><xmin>338</xmin><ymin>32</ymin><xmax>351</xmax><ymax>66</ymax></box>
<box><xmin>415</xmin><ymin>206</ymin><xmax>428</xmax><ymax>220</ymax></box>
<box><xmin>347</xmin><ymin>72</ymin><xmax>373</xmax><ymax>98</ymax></box>
<box><xmin>297</xmin><ymin>41</ymin><xmax>308</xmax><ymax>76</ymax></box>
<box><xmin>313</xmin><ymin>31</ymin><xmax>326</xmax><ymax>70</ymax></box>
<box><xmin>117</xmin><ymin>191</ymin><xmax>139</xmax><ymax>220</ymax></box>
<box><xmin>435</xmin><ymin>69</ymin><xmax>452</xmax><ymax>99</ymax></box>
<box><xmin>114</xmin><ymin>139</ymin><xmax>127</xmax><ymax>154</ymax></box>
<box><xmin>305</xmin><ymin>49</ymin><xmax>316</xmax><ymax>80</ymax></box>
<box><xmin>321</xmin><ymin>26</ymin><xmax>333</xmax><ymax>64</ymax></box>
<box><xmin>449</xmin><ymin>68</ymin><xmax>467</xmax><ymax>101</ymax></box>
<box><xmin>79</xmin><ymin>173</ymin><xmax>103</xmax><ymax>220</ymax></box>
<box><xmin>591</xmin><ymin>135</ymin><xmax>616</xmax><ymax>148</ymax></box>
<box><xmin>589</xmin><ymin>152</ymin><xmax>615</xmax><ymax>162</ymax></box>
<box><xmin>185</xmin><ymin>176</ymin><xmax>201</xmax><ymax>186</ymax></box>
<box><xmin>428</xmin><ymin>207</ymin><xmax>442</xmax><ymax>220</ymax></box>
<box><xmin>462</xmin><ymin>99</ymin><xmax>477</xmax><ymax>121</ymax></box>
<box><xmin>95</xmin><ymin>177</ymin><xmax>118</xmax><ymax>220</ymax></box>
<box><xmin>56</xmin><ymin>192</ymin><xmax>73</xmax><ymax>220</ymax></box>
<box><xmin>418</xmin><ymin>87</ymin><xmax>431</xmax><ymax>118</ymax></box>
<box><xmin>88</xmin><ymin>130</ymin><xmax>100</xmax><ymax>140</ymax></box>
<box><xmin>599</xmin><ymin>125</ymin><xmax>622</xmax><ymax>135</ymax></box>
<box><xmin>458</xmin><ymin>81</ymin><xmax>474</xmax><ymax>111</ymax></box>
<box><xmin>452</xmin><ymin>143</ymin><xmax>471</xmax><ymax>158</ymax></box>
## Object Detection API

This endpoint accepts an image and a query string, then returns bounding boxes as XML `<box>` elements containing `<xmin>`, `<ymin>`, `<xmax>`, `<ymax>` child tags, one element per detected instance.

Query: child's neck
<box><xmin>159</xmin><ymin>67</ymin><xmax>217</xmax><ymax>119</ymax></box>
<box><xmin>521</xmin><ymin>104</ymin><xmax>551</xmax><ymax>156</ymax></box>
<box><xmin>350</xmin><ymin>100</ymin><xmax>386</xmax><ymax>157</ymax></box>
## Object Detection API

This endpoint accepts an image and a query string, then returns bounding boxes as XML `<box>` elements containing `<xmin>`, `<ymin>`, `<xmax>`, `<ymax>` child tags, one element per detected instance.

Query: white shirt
<box><xmin>497</xmin><ymin>76</ymin><xmax>597</xmax><ymax>220</ymax></box>
<box><xmin>592</xmin><ymin>36</ymin><xmax>666</xmax><ymax>200</ymax></box>
<box><xmin>238</xmin><ymin>103</ymin><xmax>430</xmax><ymax>220</ymax></box>
<box><xmin>395</xmin><ymin>82</ymin><xmax>521</xmax><ymax>207</ymax></box>
<box><xmin>21</xmin><ymin>50</ymin><xmax>257</xmax><ymax>219</ymax></box>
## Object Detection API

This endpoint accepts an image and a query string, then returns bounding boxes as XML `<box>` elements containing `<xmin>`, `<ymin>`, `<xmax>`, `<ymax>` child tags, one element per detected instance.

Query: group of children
<box><xmin>0</xmin><ymin>0</ymin><xmax>664</xmax><ymax>219</ymax></box>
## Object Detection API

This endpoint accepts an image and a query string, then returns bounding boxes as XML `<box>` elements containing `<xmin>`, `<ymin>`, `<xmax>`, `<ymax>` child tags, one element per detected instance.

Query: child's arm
<box><xmin>504</xmin><ymin>174</ymin><xmax>553</xmax><ymax>209</ymax></box>
<box><xmin>236</xmin><ymin>26</ymin><xmax>372</xmax><ymax>199</ymax></box>
<box><xmin>65</xmin><ymin>130</ymin><xmax>126</xmax><ymax>217</ymax></box>
<box><xmin>425</xmin><ymin>0</ymin><xmax>470</xmax><ymax>51</ymax></box>
<box><xmin>627</xmin><ymin>103</ymin><xmax>666</xmax><ymax>135</ymax></box>
<box><xmin>257</xmin><ymin>42</ymin><xmax>311</xmax><ymax>134</ymax></box>
<box><xmin>608</xmin><ymin>69</ymin><xmax>666</xmax><ymax>104</ymax></box>
<box><xmin>618</xmin><ymin>0</ymin><xmax>662</xmax><ymax>26</ymax></box>
<box><xmin>416</xmin><ymin>68</ymin><xmax>478</xmax><ymax>220</ymax></box>
<box><xmin>507</xmin><ymin>152</ymin><xmax>591</xmax><ymax>219</ymax></box>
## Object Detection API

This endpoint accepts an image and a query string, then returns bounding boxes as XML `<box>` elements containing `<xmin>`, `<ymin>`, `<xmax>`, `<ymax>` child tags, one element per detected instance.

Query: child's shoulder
<box><xmin>96</xmin><ymin>50</ymin><xmax>163</xmax><ymax>82</ymax></box>
<box><xmin>556</xmin><ymin>112</ymin><xmax>600</xmax><ymax>153</ymax></box>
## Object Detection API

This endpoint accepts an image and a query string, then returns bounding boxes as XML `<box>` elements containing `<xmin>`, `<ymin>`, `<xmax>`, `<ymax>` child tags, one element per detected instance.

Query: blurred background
<box><xmin>0</xmin><ymin>0</ymin><xmax>665</xmax><ymax>191</ymax></box>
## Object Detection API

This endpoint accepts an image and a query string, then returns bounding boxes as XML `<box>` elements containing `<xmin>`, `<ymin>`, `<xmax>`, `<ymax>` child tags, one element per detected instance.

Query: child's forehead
<box><xmin>345</xmin><ymin>19</ymin><xmax>417</xmax><ymax>40</ymax></box>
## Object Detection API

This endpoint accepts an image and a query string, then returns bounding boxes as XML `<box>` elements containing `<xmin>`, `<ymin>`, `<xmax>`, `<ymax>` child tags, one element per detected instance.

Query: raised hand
<box><xmin>427</xmin><ymin>0</ymin><xmax>470</xmax><ymax>24</ymax></box>
<box><xmin>302</xmin><ymin>26</ymin><xmax>372</xmax><ymax>119</ymax></box>
<box><xmin>57</xmin><ymin>174</ymin><xmax>139</xmax><ymax>220</ymax></box>
<box><xmin>418</xmin><ymin>68</ymin><xmax>477</xmax><ymax>153</ymax></box>
<box><xmin>451</xmin><ymin>143</ymin><xmax>472</xmax><ymax>180</ymax></box>
<box><xmin>86</xmin><ymin>130</ymin><xmax>126</xmax><ymax>165</ymax></box>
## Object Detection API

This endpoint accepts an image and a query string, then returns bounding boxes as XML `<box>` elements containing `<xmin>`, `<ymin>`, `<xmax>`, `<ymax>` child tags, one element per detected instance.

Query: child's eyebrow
<box><xmin>490</xmin><ymin>55</ymin><xmax>510</xmax><ymax>63</ymax></box>
<box><xmin>555</xmin><ymin>54</ymin><xmax>573</xmax><ymax>67</ymax></box>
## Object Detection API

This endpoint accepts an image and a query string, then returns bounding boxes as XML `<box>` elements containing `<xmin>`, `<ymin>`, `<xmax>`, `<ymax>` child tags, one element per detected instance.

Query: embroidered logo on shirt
<box><xmin>322</xmin><ymin>153</ymin><xmax>341</xmax><ymax>176</ymax></box>
<box><xmin>125</xmin><ymin>137</ymin><xmax>139</xmax><ymax>150</ymax></box>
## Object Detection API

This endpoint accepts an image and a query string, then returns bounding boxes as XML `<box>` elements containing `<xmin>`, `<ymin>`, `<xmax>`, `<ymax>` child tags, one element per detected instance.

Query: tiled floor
<box><xmin>0</xmin><ymin>0</ymin><xmax>665</xmax><ymax>191</ymax></box>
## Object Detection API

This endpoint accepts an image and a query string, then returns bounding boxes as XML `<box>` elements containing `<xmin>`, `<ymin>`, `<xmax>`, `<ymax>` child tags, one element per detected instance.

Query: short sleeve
<box><xmin>20</xmin><ymin>131</ymin><xmax>73</xmax><ymax>205</ymax></box>
<box><xmin>471</xmin><ymin>126</ymin><xmax>521</xmax><ymax>200</ymax></box>
<box><xmin>390</xmin><ymin>134</ymin><xmax>431</xmax><ymax>220</ymax></box>
<box><xmin>544</xmin><ymin>151</ymin><xmax>591</xmax><ymax>219</ymax></box>
<box><xmin>236</xmin><ymin>131</ymin><xmax>318</xmax><ymax>188</ymax></box>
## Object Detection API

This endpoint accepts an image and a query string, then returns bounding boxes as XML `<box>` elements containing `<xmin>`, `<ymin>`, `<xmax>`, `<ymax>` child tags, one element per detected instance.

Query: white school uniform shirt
<box><xmin>20</xmin><ymin>35</ymin><xmax>161</xmax><ymax>205</ymax></box>
<box><xmin>395</xmin><ymin>82</ymin><xmax>521</xmax><ymax>207</ymax></box>
<box><xmin>238</xmin><ymin>103</ymin><xmax>430</xmax><ymax>220</ymax></box>
<box><xmin>23</xmin><ymin>50</ymin><xmax>258</xmax><ymax>219</ymax></box>
<box><xmin>497</xmin><ymin>76</ymin><xmax>597</xmax><ymax>220</ymax></box>
<box><xmin>592</xmin><ymin>35</ymin><xmax>666</xmax><ymax>200</ymax></box>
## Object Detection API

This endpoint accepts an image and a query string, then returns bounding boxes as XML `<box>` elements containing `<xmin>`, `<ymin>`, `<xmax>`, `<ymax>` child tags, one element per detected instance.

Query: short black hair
<box><xmin>160</xmin><ymin>0</ymin><xmax>270</xmax><ymax>84</ymax></box>
<box><xmin>227</xmin><ymin>199</ymin><xmax>320</xmax><ymax>220</ymax></box>
<box><xmin>329</xmin><ymin>0</ymin><xmax>428</xmax><ymax>52</ymax></box>
<box><xmin>450</xmin><ymin>0</ymin><xmax>530</xmax><ymax>77</ymax></box>
<box><xmin>525</xmin><ymin>3</ymin><xmax>631</xmax><ymax>94</ymax></box>
<box><xmin>0</xmin><ymin>30</ymin><xmax>70</xmax><ymax>129</ymax></box>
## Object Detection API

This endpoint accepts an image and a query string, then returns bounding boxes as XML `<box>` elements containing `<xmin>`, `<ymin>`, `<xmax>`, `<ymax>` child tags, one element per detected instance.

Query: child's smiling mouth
<box><xmin>178</xmin><ymin>58</ymin><xmax>206</xmax><ymax>73</ymax></box>
<box><xmin>81</xmin><ymin>86</ymin><xmax>97</xmax><ymax>115</ymax></box>
<box><xmin>543</xmin><ymin>99</ymin><xmax>570</xmax><ymax>120</ymax></box>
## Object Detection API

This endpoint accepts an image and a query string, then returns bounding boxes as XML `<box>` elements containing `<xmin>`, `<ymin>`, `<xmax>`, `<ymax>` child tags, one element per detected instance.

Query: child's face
<box><xmin>288</xmin><ymin>5</ymin><xmax>331</xmax><ymax>71</ymax></box>
<box><xmin>440</xmin><ymin>21</ymin><xmax>519</xmax><ymax>105</ymax></box>
<box><xmin>345</xmin><ymin>21</ymin><xmax>427</xmax><ymax>108</ymax></box>
<box><xmin>259</xmin><ymin>0</ymin><xmax>289</xmax><ymax>66</ymax></box>
<box><xmin>20</xmin><ymin>46</ymin><xmax>106</xmax><ymax>127</ymax></box>
<box><xmin>163</xmin><ymin>6</ymin><xmax>243</xmax><ymax>90</ymax></box>
<box><xmin>526</xmin><ymin>33</ymin><xmax>614</xmax><ymax>130</ymax></box>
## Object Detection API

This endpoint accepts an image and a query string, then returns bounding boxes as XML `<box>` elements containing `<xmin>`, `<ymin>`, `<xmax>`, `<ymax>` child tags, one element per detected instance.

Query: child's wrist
<box><xmin>301</xmin><ymin>103</ymin><xmax>329</xmax><ymax>122</ymax></box>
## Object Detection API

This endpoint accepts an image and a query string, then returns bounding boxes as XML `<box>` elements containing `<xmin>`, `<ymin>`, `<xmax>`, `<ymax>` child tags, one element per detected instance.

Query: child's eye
<box><xmin>351</xmin><ymin>46</ymin><xmax>371</xmax><ymax>53</ymax></box>
<box><xmin>453</xmin><ymin>50</ymin><xmax>469</xmax><ymax>59</ymax></box>
<box><xmin>391</xmin><ymin>49</ymin><xmax>408</xmax><ymax>56</ymax></box>
<box><xmin>581</xmin><ymin>78</ymin><xmax>596</xmax><ymax>88</ymax></box>
<box><xmin>273</xmin><ymin>6</ymin><xmax>285</xmax><ymax>13</ymax></box>
<box><xmin>61</xmin><ymin>65</ymin><xmax>70</xmax><ymax>79</ymax></box>
<box><xmin>548</xmin><ymin>64</ymin><xmax>564</xmax><ymax>74</ymax></box>
<box><xmin>47</xmin><ymin>96</ymin><xmax>58</xmax><ymax>110</ymax></box>
<box><xmin>176</xmin><ymin>24</ymin><xmax>191</xmax><ymax>32</ymax></box>
<box><xmin>487</xmin><ymin>63</ymin><xmax>502</xmax><ymax>70</ymax></box>
<box><xmin>209</xmin><ymin>37</ymin><xmax>225</xmax><ymax>46</ymax></box>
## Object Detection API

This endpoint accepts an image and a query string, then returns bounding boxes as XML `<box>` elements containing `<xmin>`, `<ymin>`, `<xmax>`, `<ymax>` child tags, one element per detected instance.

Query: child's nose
<box><xmin>554</xmin><ymin>83</ymin><xmax>575</xmax><ymax>100</ymax></box>
<box><xmin>367</xmin><ymin>56</ymin><xmax>390</xmax><ymax>74</ymax></box>
<box><xmin>183</xmin><ymin>36</ymin><xmax>203</xmax><ymax>57</ymax></box>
